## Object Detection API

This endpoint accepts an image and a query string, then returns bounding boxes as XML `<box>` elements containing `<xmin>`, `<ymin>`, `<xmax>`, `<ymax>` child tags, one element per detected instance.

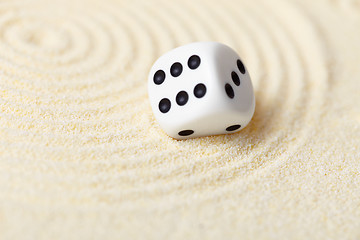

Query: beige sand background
<box><xmin>0</xmin><ymin>0</ymin><xmax>360</xmax><ymax>239</ymax></box>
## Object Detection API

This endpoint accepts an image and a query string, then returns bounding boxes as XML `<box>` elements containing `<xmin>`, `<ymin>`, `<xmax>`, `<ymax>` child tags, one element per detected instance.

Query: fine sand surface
<box><xmin>0</xmin><ymin>0</ymin><xmax>359</xmax><ymax>239</ymax></box>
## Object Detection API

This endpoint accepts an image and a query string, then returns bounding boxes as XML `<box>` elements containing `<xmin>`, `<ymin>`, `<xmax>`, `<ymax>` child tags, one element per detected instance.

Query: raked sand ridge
<box><xmin>0</xmin><ymin>0</ymin><xmax>359</xmax><ymax>239</ymax></box>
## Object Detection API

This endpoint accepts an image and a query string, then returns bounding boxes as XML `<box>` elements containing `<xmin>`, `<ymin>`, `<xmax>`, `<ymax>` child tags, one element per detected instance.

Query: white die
<box><xmin>148</xmin><ymin>42</ymin><xmax>255</xmax><ymax>139</ymax></box>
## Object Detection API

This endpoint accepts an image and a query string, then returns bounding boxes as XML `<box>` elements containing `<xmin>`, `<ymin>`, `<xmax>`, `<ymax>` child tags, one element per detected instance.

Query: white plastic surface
<box><xmin>148</xmin><ymin>42</ymin><xmax>255</xmax><ymax>139</ymax></box>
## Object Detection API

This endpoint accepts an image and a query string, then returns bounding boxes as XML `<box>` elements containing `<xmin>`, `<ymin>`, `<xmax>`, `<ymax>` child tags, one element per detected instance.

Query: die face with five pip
<box><xmin>148</xmin><ymin>42</ymin><xmax>255</xmax><ymax>139</ymax></box>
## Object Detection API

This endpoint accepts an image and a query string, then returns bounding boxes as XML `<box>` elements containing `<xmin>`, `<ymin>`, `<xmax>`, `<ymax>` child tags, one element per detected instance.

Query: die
<box><xmin>148</xmin><ymin>42</ymin><xmax>255</xmax><ymax>139</ymax></box>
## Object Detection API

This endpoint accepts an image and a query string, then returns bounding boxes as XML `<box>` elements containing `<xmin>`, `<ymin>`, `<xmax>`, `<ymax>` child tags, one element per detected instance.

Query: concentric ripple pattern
<box><xmin>0</xmin><ymin>0</ymin><xmax>329</xmax><ymax>204</ymax></box>
<box><xmin>0</xmin><ymin>0</ymin><xmax>359</xmax><ymax>238</ymax></box>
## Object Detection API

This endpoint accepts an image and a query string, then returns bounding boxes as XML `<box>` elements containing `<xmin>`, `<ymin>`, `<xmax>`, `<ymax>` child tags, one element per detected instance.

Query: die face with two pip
<box><xmin>148</xmin><ymin>42</ymin><xmax>255</xmax><ymax>139</ymax></box>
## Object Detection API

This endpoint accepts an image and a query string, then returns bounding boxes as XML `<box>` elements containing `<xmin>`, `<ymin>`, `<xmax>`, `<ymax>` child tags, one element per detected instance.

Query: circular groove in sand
<box><xmin>0</xmin><ymin>0</ymin><xmax>329</xmax><ymax>204</ymax></box>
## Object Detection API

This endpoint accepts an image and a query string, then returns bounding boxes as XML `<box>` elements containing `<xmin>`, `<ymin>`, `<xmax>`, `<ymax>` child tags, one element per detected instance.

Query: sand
<box><xmin>0</xmin><ymin>0</ymin><xmax>359</xmax><ymax>239</ymax></box>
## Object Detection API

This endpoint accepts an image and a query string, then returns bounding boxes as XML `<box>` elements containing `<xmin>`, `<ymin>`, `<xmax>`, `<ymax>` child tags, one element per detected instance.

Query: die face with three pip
<box><xmin>148</xmin><ymin>42</ymin><xmax>255</xmax><ymax>139</ymax></box>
